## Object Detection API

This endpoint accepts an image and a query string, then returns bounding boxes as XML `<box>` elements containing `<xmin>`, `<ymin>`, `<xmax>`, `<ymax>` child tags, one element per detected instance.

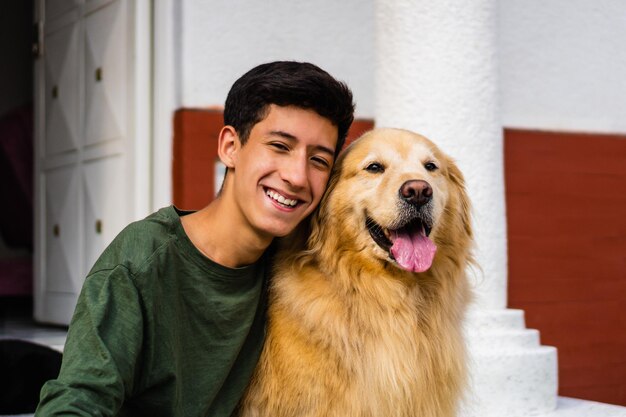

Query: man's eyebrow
<box><xmin>313</xmin><ymin>144</ymin><xmax>335</xmax><ymax>157</ymax></box>
<box><xmin>268</xmin><ymin>130</ymin><xmax>335</xmax><ymax>156</ymax></box>
<box><xmin>269</xmin><ymin>130</ymin><xmax>297</xmax><ymax>140</ymax></box>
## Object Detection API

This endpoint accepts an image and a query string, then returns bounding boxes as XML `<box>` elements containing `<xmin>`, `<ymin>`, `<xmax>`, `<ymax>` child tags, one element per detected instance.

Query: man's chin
<box><xmin>255</xmin><ymin>203</ymin><xmax>317</xmax><ymax>242</ymax></box>
<box><xmin>267</xmin><ymin>223</ymin><xmax>301</xmax><ymax>239</ymax></box>
<box><xmin>269</xmin><ymin>215</ymin><xmax>313</xmax><ymax>239</ymax></box>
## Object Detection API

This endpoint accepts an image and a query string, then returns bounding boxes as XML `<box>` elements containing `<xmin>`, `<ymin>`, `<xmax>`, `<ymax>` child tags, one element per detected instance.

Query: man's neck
<box><xmin>180</xmin><ymin>198</ymin><xmax>271</xmax><ymax>269</ymax></box>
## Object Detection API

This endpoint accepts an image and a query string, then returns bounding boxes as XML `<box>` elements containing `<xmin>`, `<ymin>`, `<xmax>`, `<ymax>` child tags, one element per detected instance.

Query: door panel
<box><xmin>44</xmin><ymin>165</ymin><xmax>81</xmax><ymax>294</ymax></box>
<box><xmin>84</xmin><ymin>0</ymin><xmax>127</xmax><ymax>147</ymax></box>
<box><xmin>82</xmin><ymin>155</ymin><xmax>126</xmax><ymax>274</ymax></box>
<box><xmin>45</xmin><ymin>0</ymin><xmax>80</xmax><ymax>22</ymax></box>
<box><xmin>44</xmin><ymin>21</ymin><xmax>80</xmax><ymax>157</ymax></box>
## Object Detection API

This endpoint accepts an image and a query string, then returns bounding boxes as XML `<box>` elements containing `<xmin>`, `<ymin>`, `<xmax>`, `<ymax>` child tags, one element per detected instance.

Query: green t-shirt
<box><xmin>36</xmin><ymin>206</ymin><xmax>268</xmax><ymax>417</ymax></box>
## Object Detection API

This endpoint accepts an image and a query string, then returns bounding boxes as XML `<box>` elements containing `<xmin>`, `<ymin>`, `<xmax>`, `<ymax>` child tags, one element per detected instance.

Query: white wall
<box><xmin>176</xmin><ymin>0</ymin><xmax>375</xmax><ymax>118</ymax></box>
<box><xmin>499</xmin><ymin>0</ymin><xmax>626</xmax><ymax>134</ymax></box>
<box><xmin>174</xmin><ymin>0</ymin><xmax>626</xmax><ymax>135</ymax></box>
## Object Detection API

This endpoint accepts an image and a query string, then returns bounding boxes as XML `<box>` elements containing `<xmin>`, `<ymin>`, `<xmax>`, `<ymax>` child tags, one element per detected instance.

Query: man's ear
<box><xmin>217</xmin><ymin>126</ymin><xmax>240</xmax><ymax>169</ymax></box>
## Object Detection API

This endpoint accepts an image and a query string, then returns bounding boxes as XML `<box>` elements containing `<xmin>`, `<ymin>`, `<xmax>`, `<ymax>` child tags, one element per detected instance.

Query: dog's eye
<box><xmin>365</xmin><ymin>163</ymin><xmax>385</xmax><ymax>173</ymax></box>
<box><xmin>424</xmin><ymin>162</ymin><xmax>438</xmax><ymax>172</ymax></box>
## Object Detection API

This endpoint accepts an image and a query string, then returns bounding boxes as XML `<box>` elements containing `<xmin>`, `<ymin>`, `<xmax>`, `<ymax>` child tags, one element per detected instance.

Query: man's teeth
<box><xmin>266</xmin><ymin>189</ymin><xmax>298</xmax><ymax>207</ymax></box>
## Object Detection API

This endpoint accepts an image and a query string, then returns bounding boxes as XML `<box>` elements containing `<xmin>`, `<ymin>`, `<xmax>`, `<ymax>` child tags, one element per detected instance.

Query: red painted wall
<box><xmin>505</xmin><ymin>128</ymin><xmax>626</xmax><ymax>406</ymax></box>
<box><xmin>172</xmin><ymin>109</ymin><xmax>223</xmax><ymax>210</ymax></box>
<box><xmin>172</xmin><ymin>108</ymin><xmax>374</xmax><ymax>210</ymax></box>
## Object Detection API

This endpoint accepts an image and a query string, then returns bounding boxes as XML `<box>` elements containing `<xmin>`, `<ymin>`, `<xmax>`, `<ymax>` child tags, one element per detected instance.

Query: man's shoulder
<box><xmin>122</xmin><ymin>205</ymin><xmax>181</xmax><ymax>240</ymax></box>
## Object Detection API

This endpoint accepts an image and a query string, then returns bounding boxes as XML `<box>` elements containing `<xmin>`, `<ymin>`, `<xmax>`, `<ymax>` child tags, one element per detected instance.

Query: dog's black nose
<box><xmin>399</xmin><ymin>180</ymin><xmax>432</xmax><ymax>206</ymax></box>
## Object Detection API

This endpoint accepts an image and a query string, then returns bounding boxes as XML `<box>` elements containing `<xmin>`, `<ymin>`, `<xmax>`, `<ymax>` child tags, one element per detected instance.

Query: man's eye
<box><xmin>424</xmin><ymin>162</ymin><xmax>438</xmax><ymax>172</ymax></box>
<box><xmin>311</xmin><ymin>157</ymin><xmax>330</xmax><ymax>168</ymax></box>
<box><xmin>270</xmin><ymin>142</ymin><xmax>289</xmax><ymax>151</ymax></box>
<box><xmin>365</xmin><ymin>162</ymin><xmax>385</xmax><ymax>173</ymax></box>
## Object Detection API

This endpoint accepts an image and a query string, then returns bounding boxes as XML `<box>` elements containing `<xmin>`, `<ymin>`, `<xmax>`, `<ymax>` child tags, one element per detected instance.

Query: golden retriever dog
<box><xmin>238</xmin><ymin>128</ymin><xmax>474</xmax><ymax>417</ymax></box>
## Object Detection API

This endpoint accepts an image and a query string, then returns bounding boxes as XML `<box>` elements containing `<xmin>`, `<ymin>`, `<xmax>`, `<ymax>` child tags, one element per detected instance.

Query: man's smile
<box><xmin>264</xmin><ymin>187</ymin><xmax>303</xmax><ymax>209</ymax></box>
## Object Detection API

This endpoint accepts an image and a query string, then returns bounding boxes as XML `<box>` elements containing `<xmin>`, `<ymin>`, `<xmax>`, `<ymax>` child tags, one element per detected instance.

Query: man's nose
<box><xmin>281</xmin><ymin>155</ymin><xmax>308</xmax><ymax>189</ymax></box>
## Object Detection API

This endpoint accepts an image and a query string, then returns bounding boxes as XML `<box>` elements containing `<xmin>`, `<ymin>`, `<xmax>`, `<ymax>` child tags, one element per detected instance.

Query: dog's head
<box><xmin>306</xmin><ymin>128</ymin><xmax>472</xmax><ymax>275</ymax></box>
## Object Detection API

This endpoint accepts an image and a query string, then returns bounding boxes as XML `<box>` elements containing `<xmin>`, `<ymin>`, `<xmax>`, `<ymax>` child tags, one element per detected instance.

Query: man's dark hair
<box><xmin>224</xmin><ymin>61</ymin><xmax>355</xmax><ymax>157</ymax></box>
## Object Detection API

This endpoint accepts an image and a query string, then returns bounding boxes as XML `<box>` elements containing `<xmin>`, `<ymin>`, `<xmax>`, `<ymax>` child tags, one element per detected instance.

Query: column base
<box><xmin>538</xmin><ymin>397</ymin><xmax>626</xmax><ymax>417</ymax></box>
<box><xmin>461</xmin><ymin>308</ymin><xmax>558</xmax><ymax>417</ymax></box>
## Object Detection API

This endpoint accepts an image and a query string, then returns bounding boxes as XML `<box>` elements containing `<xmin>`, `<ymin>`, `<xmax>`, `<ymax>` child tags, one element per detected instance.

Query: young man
<box><xmin>35</xmin><ymin>61</ymin><xmax>354</xmax><ymax>416</ymax></box>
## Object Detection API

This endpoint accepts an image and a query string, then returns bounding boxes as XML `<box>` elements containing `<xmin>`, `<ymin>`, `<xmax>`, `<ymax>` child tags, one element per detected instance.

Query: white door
<box><xmin>33</xmin><ymin>0</ymin><xmax>151</xmax><ymax>325</ymax></box>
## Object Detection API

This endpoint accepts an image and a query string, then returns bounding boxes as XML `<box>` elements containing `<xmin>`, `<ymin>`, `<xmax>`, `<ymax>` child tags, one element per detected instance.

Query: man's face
<box><xmin>229</xmin><ymin>105</ymin><xmax>338</xmax><ymax>239</ymax></box>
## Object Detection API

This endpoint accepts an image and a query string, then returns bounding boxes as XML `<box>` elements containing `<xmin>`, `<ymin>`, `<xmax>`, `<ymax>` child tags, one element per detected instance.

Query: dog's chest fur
<box><xmin>240</xmin><ymin>262</ymin><xmax>466</xmax><ymax>417</ymax></box>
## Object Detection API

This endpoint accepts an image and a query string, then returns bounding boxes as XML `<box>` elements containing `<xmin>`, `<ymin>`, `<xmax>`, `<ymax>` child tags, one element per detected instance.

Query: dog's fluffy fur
<box><xmin>239</xmin><ymin>128</ymin><xmax>474</xmax><ymax>417</ymax></box>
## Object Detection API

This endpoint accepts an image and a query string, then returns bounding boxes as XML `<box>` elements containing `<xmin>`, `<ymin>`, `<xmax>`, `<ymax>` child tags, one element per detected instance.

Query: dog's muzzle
<box><xmin>366</xmin><ymin>180</ymin><xmax>437</xmax><ymax>273</ymax></box>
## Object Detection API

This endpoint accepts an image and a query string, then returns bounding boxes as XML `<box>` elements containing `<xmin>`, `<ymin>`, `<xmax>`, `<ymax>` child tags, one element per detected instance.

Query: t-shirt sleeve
<box><xmin>35</xmin><ymin>265</ymin><xmax>144</xmax><ymax>416</ymax></box>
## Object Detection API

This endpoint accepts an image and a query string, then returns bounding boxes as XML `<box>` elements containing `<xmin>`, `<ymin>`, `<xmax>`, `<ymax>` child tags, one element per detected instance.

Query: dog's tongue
<box><xmin>390</xmin><ymin>228</ymin><xmax>437</xmax><ymax>273</ymax></box>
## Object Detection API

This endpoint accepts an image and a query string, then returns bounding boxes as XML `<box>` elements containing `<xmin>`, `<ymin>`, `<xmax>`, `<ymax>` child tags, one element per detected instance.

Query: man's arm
<box><xmin>35</xmin><ymin>266</ymin><xmax>144</xmax><ymax>416</ymax></box>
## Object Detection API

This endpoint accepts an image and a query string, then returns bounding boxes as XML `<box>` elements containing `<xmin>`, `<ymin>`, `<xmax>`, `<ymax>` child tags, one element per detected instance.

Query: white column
<box><xmin>374</xmin><ymin>1</ymin><xmax>557</xmax><ymax>416</ymax></box>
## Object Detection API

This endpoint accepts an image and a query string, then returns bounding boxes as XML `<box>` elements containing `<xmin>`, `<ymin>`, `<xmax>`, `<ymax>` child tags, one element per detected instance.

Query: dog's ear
<box><xmin>446</xmin><ymin>157</ymin><xmax>473</xmax><ymax>240</ymax></box>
